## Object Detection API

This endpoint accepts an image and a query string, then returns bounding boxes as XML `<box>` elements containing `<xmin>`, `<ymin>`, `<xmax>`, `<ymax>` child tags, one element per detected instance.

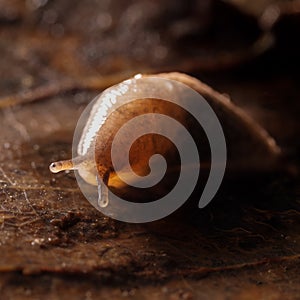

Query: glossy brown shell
<box><xmin>77</xmin><ymin>72</ymin><xmax>280</xmax><ymax>194</ymax></box>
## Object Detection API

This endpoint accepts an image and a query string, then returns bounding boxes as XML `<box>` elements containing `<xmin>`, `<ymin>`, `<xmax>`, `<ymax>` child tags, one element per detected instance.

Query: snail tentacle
<box><xmin>49</xmin><ymin>156</ymin><xmax>85</xmax><ymax>173</ymax></box>
<box><xmin>97</xmin><ymin>174</ymin><xmax>109</xmax><ymax>208</ymax></box>
<box><xmin>49</xmin><ymin>159</ymin><xmax>74</xmax><ymax>173</ymax></box>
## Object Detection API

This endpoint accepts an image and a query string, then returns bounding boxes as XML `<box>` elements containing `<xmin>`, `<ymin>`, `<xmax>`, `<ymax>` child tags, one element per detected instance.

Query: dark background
<box><xmin>0</xmin><ymin>0</ymin><xmax>299</xmax><ymax>299</ymax></box>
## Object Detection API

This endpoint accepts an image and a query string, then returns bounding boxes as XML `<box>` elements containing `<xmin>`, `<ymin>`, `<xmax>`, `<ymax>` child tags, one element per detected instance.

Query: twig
<box><xmin>176</xmin><ymin>253</ymin><xmax>300</xmax><ymax>277</ymax></box>
<box><xmin>0</xmin><ymin>166</ymin><xmax>15</xmax><ymax>185</ymax></box>
<box><xmin>0</xmin><ymin>73</ymin><xmax>133</xmax><ymax>109</ymax></box>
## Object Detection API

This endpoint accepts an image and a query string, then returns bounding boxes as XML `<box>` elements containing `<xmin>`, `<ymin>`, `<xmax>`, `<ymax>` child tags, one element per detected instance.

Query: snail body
<box><xmin>50</xmin><ymin>72</ymin><xmax>280</xmax><ymax>213</ymax></box>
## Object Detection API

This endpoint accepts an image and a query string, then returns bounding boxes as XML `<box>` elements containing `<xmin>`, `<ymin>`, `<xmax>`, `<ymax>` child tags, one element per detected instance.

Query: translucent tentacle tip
<box><xmin>49</xmin><ymin>159</ymin><xmax>74</xmax><ymax>173</ymax></box>
<box><xmin>97</xmin><ymin>175</ymin><xmax>109</xmax><ymax>208</ymax></box>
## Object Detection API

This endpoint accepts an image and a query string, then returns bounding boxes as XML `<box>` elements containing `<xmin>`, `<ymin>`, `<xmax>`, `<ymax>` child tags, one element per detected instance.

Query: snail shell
<box><xmin>49</xmin><ymin>72</ymin><xmax>280</xmax><ymax>209</ymax></box>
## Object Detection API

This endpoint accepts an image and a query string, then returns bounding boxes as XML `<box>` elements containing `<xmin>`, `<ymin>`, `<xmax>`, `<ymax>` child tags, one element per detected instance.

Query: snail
<box><xmin>49</xmin><ymin>72</ymin><xmax>281</xmax><ymax>221</ymax></box>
